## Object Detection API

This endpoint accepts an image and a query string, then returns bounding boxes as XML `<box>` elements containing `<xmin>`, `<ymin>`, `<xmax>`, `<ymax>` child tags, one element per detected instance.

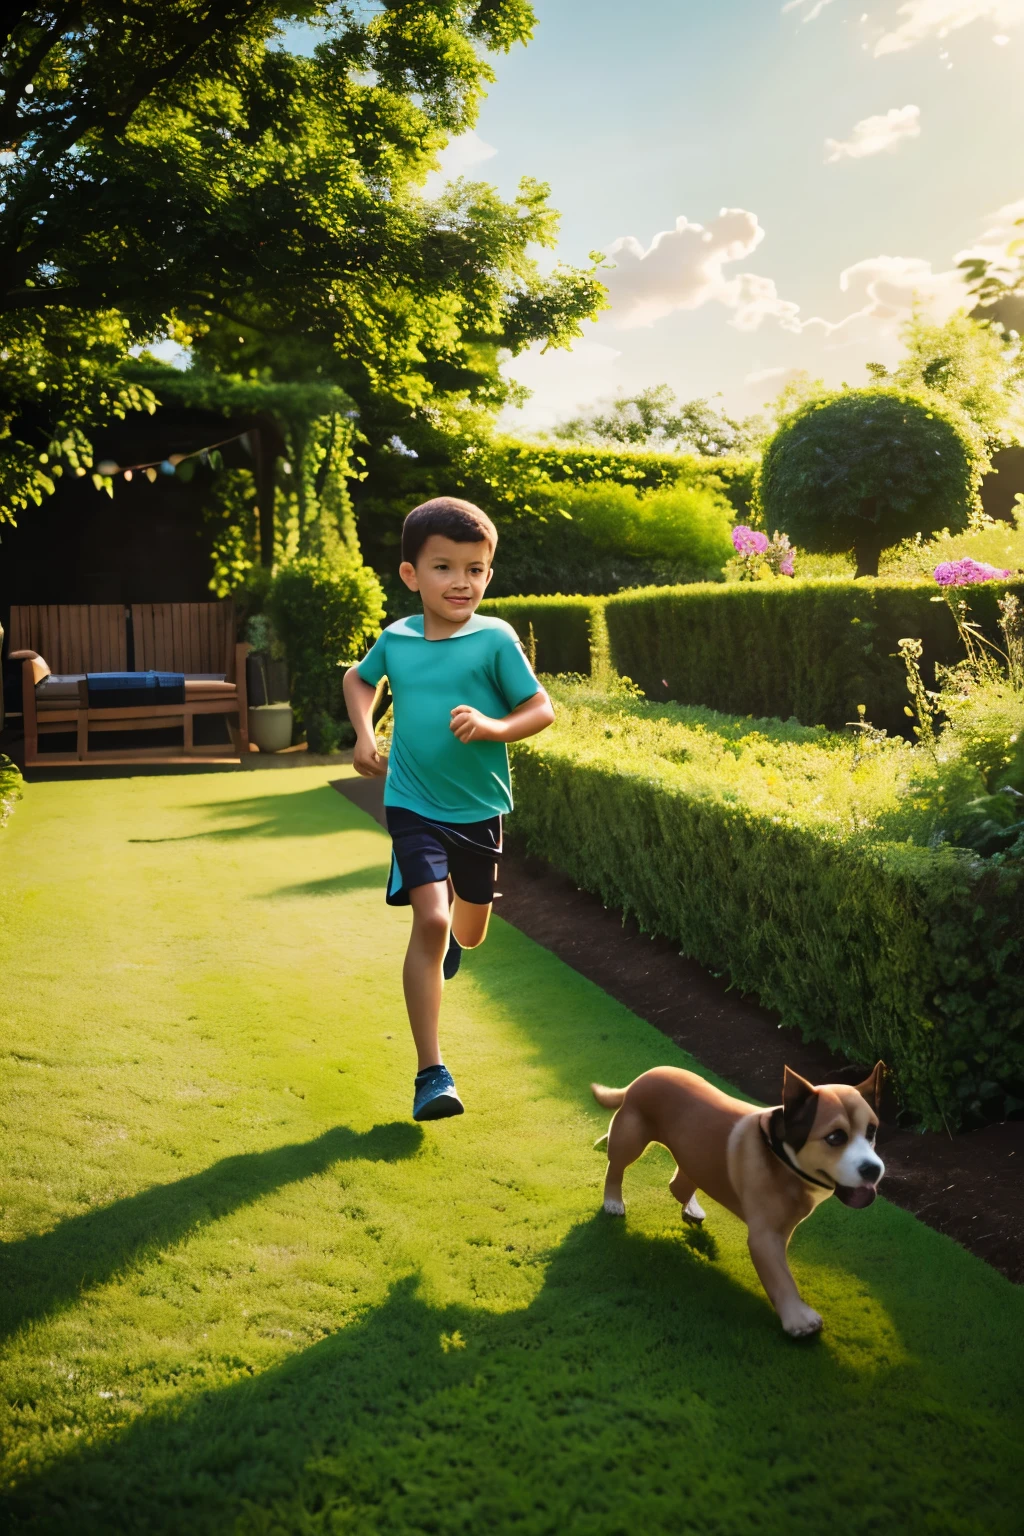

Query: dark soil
<box><xmin>335</xmin><ymin>773</ymin><xmax>1024</xmax><ymax>1285</ymax></box>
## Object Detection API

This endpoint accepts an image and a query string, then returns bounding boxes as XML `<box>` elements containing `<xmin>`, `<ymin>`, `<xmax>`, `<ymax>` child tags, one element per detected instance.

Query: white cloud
<box><xmin>825</xmin><ymin>104</ymin><xmax>921</xmax><ymax>163</ymax></box>
<box><xmin>727</xmin><ymin>272</ymin><xmax>804</xmax><ymax>331</ymax></box>
<box><xmin>601</xmin><ymin>208</ymin><xmax>803</xmax><ymax>332</ymax></box>
<box><xmin>600</xmin><ymin>196</ymin><xmax>1024</xmax><ymax>347</ymax></box>
<box><xmin>602</xmin><ymin>210</ymin><xmax>764</xmax><ymax>328</ymax></box>
<box><xmin>421</xmin><ymin>131</ymin><xmax>497</xmax><ymax>195</ymax></box>
<box><xmin>874</xmin><ymin>1</ymin><xmax>1024</xmax><ymax>55</ymax></box>
<box><xmin>804</xmin><ymin>253</ymin><xmax>968</xmax><ymax>337</ymax></box>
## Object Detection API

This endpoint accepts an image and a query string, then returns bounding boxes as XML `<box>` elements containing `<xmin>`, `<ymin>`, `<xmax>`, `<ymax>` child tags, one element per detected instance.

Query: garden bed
<box><xmin>507</xmin><ymin>680</ymin><xmax>1024</xmax><ymax>1133</ymax></box>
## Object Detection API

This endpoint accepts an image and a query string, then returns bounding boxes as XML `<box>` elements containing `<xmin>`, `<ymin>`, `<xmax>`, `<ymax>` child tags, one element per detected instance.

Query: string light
<box><xmin>95</xmin><ymin>429</ymin><xmax>254</xmax><ymax>481</ymax></box>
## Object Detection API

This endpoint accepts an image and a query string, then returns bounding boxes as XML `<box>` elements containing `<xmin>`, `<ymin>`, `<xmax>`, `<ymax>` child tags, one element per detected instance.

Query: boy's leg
<box><xmin>446</xmin><ymin>823</ymin><xmax>500</xmax><ymax>956</ymax></box>
<box><xmin>404</xmin><ymin>880</ymin><xmax>451</xmax><ymax>1070</ymax></box>
<box><xmin>451</xmin><ymin>894</ymin><xmax>492</xmax><ymax>950</ymax></box>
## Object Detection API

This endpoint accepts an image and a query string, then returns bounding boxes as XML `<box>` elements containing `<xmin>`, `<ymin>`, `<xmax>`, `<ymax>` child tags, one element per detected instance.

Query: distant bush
<box><xmin>355</xmin><ymin>434</ymin><xmax>757</xmax><ymax>599</ymax></box>
<box><xmin>267</xmin><ymin>555</ymin><xmax>385</xmax><ymax>751</ymax></box>
<box><xmin>559</xmin><ymin>481</ymin><xmax>734</xmax><ymax>566</ymax></box>
<box><xmin>509</xmin><ymin>677</ymin><xmax>1024</xmax><ymax>1130</ymax></box>
<box><xmin>461</xmin><ymin>437</ymin><xmax>756</xmax><ymax>517</ymax></box>
<box><xmin>756</xmin><ymin>388</ymin><xmax>986</xmax><ymax>577</ymax></box>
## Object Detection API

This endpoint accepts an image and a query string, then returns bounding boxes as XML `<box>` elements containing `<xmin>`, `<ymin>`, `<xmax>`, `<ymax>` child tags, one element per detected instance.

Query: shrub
<box><xmin>477</xmin><ymin>595</ymin><xmax>604</xmax><ymax>676</ymax></box>
<box><xmin>487</xmin><ymin>478</ymin><xmax>734</xmax><ymax>597</ymax></box>
<box><xmin>756</xmin><ymin>388</ymin><xmax>987</xmax><ymax>577</ymax></box>
<box><xmin>603</xmin><ymin>575</ymin><xmax>1024</xmax><ymax>734</ymax></box>
<box><xmin>462</xmin><ymin>437</ymin><xmax>756</xmax><ymax>518</ymax></box>
<box><xmin>355</xmin><ymin>434</ymin><xmax>758</xmax><ymax>598</ymax></box>
<box><xmin>509</xmin><ymin>680</ymin><xmax>1024</xmax><ymax>1130</ymax></box>
<box><xmin>267</xmin><ymin>555</ymin><xmax>385</xmax><ymax>750</ymax></box>
<box><xmin>559</xmin><ymin>481</ymin><xmax>734</xmax><ymax>567</ymax></box>
<box><xmin>882</xmin><ymin>505</ymin><xmax>1024</xmax><ymax>581</ymax></box>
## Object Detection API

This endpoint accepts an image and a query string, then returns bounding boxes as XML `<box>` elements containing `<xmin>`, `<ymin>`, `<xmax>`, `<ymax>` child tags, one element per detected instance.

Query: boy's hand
<box><xmin>353</xmin><ymin>736</ymin><xmax>388</xmax><ymax>777</ymax></box>
<box><xmin>450</xmin><ymin>705</ymin><xmax>500</xmax><ymax>743</ymax></box>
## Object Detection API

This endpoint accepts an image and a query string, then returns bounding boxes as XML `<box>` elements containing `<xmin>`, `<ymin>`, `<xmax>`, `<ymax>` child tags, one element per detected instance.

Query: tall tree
<box><xmin>866</xmin><ymin>309</ymin><xmax>1024</xmax><ymax>449</ymax></box>
<box><xmin>554</xmin><ymin>384</ymin><xmax>761</xmax><ymax>457</ymax></box>
<box><xmin>0</xmin><ymin>3</ymin><xmax>605</xmax><ymax>521</ymax></box>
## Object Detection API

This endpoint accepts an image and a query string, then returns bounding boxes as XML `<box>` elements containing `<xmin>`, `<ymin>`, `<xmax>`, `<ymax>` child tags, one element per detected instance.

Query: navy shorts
<box><xmin>385</xmin><ymin>806</ymin><xmax>502</xmax><ymax>907</ymax></box>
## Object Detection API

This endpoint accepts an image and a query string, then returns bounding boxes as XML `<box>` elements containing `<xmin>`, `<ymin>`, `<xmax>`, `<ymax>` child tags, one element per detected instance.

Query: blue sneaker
<box><xmin>413</xmin><ymin>1064</ymin><xmax>464</xmax><ymax>1122</ymax></box>
<box><xmin>443</xmin><ymin>930</ymin><xmax>462</xmax><ymax>981</ymax></box>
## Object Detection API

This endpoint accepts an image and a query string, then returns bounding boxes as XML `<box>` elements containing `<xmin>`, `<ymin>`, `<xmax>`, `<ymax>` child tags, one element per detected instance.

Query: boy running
<box><xmin>343</xmin><ymin>498</ymin><xmax>555</xmax><ymax>1122</ymax></box>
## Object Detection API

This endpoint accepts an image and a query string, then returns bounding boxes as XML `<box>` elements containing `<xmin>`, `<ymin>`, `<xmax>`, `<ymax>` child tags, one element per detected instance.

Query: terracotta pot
<box><xmin>248</xmin><ymin>702</ymin><xmax>294</xmax><ymax>753</ymax></box>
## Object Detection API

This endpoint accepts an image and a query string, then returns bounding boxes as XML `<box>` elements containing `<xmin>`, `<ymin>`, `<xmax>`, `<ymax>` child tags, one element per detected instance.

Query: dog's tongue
<box><xmin>835</xmin><ymin>1183</ymin><xmax>877</xmax><ymax>1209</ymax></box>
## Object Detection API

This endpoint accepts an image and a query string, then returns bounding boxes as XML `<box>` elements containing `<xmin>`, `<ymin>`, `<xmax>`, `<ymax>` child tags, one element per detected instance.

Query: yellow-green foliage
<box><xmin>510</xmin><ymin>679</ymin><xmax>1024</xmax><ymax>1130</ymax></box>
<box><xmin>882</xmin><ymin>508</ymin><xmax>1024</xmax><ymax>580</ymax></box>
<box><xmin>604</xmin><ymin>575</ymin><xmax>1024</xmax><ymax>733</ymax></box>
<box><xmin>462</xmin><ymin>436</ymin><xmax>757</xmax><ymax>517</ymax></box>
<box><xmin>552</xmin><ymin>481</ymin><xmax>734</xmax><ymax>569</ymax></box>
<box><xmin>0</xmin><ymin>754</ymin><xmax>21</xmax><ymax>828</ymax></box>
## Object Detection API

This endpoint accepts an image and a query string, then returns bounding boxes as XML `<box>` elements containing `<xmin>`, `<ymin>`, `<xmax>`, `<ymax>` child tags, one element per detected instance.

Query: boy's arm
<box><xmin>343</xmin><ymin>666</ymin><xmax>388</xmax><ymax>777</ymax></box>
<box><xmin>450</xmin><ymin>688</ymin><xmax>554</xmax><ymax>745</ymax></box>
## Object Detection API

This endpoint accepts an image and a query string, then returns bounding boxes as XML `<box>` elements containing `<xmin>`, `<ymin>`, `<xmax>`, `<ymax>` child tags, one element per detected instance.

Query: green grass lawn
<box><xmin>1</xmin><ymin>766</ymin><xmax>1022</xmax><ymax>1535</ymax></box>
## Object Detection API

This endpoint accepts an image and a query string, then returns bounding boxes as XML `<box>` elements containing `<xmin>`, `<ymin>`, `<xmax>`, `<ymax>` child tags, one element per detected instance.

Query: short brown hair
<box><xmin>401</xmin><ymin>497</ymin><xmax>498</xmax><ymax>566</ymax></box>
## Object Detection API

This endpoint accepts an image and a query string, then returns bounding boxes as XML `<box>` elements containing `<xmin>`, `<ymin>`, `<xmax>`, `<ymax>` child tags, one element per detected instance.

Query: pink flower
<box><xmin>934</xmin><ymin>558</ymin><xmax>1011</xmax><ymax>587</ymax></box>
<box><xmin>732</xmin><ymin>525</ymin><xmax>769</xmax><ymax>556</ymax></box>
<box><xmin>779</xmin><ymin>549</ymin><xmax>795</xmax><ymax>577</ymax></box>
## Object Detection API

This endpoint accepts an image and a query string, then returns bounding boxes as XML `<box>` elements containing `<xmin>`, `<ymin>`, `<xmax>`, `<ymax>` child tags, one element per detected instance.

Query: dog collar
<box><xmin>761</xmin><ymin>1110</ymin><xmax>834</xmax><ymax>1192</ymax></box>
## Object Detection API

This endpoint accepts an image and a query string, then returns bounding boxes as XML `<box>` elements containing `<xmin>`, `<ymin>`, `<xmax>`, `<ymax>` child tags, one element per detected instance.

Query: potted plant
<box><xmin>245</xmin><ymin>615</ymin><xmax>294</xmax><ymax>752</ymax></box>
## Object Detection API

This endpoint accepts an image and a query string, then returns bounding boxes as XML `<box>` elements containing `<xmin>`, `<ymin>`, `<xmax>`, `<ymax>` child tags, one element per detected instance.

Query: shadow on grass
<box><xmin>3</xmin><ymin>1214</ymin><xmax>1018</xmax><ymax>1535</ymax></box>
<box><xmin>0</xmin><ymin>1122</ymin><xmax>422</xmax><ymax>1347</ymax></box>
<box><xmin>259</xmin><ymin>865</ymin><xmax>391</xmax><ymax>899</ymax></box>
<box><xmin>128</xmin><ymin>785</ymin><xmax>364</xmax><ymax>844</ymax></box>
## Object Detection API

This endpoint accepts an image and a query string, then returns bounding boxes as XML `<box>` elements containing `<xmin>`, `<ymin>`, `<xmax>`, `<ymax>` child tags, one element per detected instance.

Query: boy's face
<box><xmin>400</xmin><ymin>535</ymin><xmax>493</xmax><ymax>627</ymax></box>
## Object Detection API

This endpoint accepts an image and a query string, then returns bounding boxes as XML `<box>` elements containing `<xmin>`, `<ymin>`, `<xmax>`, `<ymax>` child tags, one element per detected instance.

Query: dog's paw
<box><xmin>782</xmin><ymin>1305</ymin><xmax>823</xmax><ymax>1338</ymax></box>
<box><xmin>603</xmin><ymin>1196</ymin><xmax>626</xmax><ymax>1216</ymax></box>
<box><xmin>682</xmin><ymin>1195</ymin><xmax>706</xmax><ymax>1224</ymax></box>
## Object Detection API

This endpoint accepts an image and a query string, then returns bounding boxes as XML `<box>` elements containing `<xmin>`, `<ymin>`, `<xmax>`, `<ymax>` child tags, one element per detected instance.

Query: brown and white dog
<box><xmin>591</xmin><ymin>1062</ymin><xmax>885</xmax><ymax>1337</ymax></box>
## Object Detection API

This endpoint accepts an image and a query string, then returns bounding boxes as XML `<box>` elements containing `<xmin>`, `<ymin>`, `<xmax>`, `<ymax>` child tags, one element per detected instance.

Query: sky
<box><xmin>277</xmin><ymin>1</ymin><xmax>1024</xmax><ymax>434</ymax></box>
<box><xmin>426</xmin><ymin>0</ymin><xmax>1024</xmax><ymax>432</ymax></box>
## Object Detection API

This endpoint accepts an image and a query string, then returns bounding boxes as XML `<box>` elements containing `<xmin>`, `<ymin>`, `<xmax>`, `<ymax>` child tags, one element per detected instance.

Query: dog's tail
<box><xmin>591</xmin><ymin>1083</ymin><xmax>626</xmax><ymax>1110</ymax></box>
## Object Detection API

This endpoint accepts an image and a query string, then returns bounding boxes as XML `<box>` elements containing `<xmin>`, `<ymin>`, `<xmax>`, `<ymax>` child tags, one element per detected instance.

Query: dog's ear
<box><xmin>782</xmin><ymin>1066</ymin><xmax>819</xmax><ymax>1150</ymax></box>
<box><xmin>855</xmin><ymin>1061</ymin><xmax>886</xmax><ymax>1114</ymax></box>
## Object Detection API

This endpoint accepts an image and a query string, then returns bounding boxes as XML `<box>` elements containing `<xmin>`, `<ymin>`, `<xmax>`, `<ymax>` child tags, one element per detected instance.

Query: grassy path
<box><xmin>1</xmin><ymin>766</ymin><xmax>1021</xmax><ymax>1534</ymax></box>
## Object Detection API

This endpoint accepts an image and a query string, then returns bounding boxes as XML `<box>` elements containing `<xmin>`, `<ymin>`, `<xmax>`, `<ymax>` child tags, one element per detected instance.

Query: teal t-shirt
<box><xmin>356</xmin><ymin>613</ymin><xmax>540</xmax><ymax>822</ymax></box>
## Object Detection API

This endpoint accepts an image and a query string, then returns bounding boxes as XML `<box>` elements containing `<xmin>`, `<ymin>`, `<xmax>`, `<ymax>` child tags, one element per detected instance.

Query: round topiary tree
<box><xmin>756</xmin><ymin>387</ymin><xmax>986</xmax><ymax>577</ymax></box>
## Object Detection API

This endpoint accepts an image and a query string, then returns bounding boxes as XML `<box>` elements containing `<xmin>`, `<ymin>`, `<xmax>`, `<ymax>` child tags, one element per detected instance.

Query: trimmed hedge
<box><xmin>604</xmin><ymin>576</ymin><xmax>1024</xmax><ymax>734</ymax></box>
<box><xmin>509</xmin><ymin>684</ymin><xmax>1024</xmax><ymax>1131</ymax></box>
<box><xmin>478</xmin><ymin>595</ymin><xmax>604</xmax><ymax>676</ymax></box>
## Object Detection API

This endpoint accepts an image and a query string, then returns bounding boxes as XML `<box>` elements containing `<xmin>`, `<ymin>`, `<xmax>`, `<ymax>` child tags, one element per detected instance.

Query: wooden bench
<box><xmin>9</xmin><ymin>602</ymin><xmax>249</xmax><ymax>767</ymax></box>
